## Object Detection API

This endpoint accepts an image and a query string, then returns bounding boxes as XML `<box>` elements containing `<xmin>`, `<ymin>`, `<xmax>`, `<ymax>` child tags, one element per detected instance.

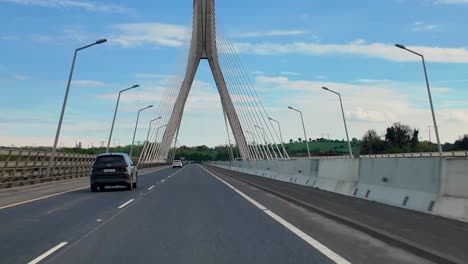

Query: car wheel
<box><xmin>99</xmin><ymin>185</ymin><xmax>105</xmax><ymax>192</ymax></box>
<box><xmin>91</xmin><ymin>184</ymin><xmax>97</xmax><ymax>192</ymax></box>
<box><xmin>126</xmin><ymin>182</ymin><xmax>132</xmax><ymax>191</ymax></box>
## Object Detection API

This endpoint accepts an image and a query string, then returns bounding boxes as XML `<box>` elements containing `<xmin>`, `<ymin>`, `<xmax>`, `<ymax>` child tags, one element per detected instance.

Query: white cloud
<box><xmin>231</xmin><ymin>30</ymin><xmax>307</xmax><ymax>38</ymax></box>
<box><xmin>280</xmin><ymin>71</ymin><xmax>300</xmax><ymax>76</ymax></box>
<box><xmin>431</xmin><ymin>87</ymin><xmax>453</xmax><ymax>93</ymax></box>
<box><xmin>112</xmin><ymin>23</ymin><xmax>189</xmax><ymax>48</ymax></box>
<box><xmin>233</xmin><ymin>40</ymin><xmax>468</xmax><ymax>63</ymax></box>
<box><xmin>412</xmin><ymin>21</ymin><xmax>438</xmax><ymax>32</ymax></box>
<box><xmin>315</xmin><ymin>75</ymin><xmax>326</xmax><ymax>80</ymax></box>
<box><xmin>98</xmin><ymin>86</ymin><xmax>165</xmax><ymax>105</ymax></box>
<box><xmin>256</xmin><ymin>75</ymin><xmax>360</xmax><ymax>91</ymax></box>
<box><xmin>72</xmin><ymin>80</ymin><xmax>105</xmax><ymax>86</ymax></box>
<box><xmin>13</xmin><ymin>74</ymin><xmax>29</xmax><ymax>80</ymax></box>
<box><xmin>439</xmin><ymin>109</ymin><xmax>468</xmax><ymax>122</ymax></box>
<box><xmin>1</xmin><ymin>35</ymin><xmax>19</xmax><ymax>41</ymax></box>
<box><xmin>0</xmin><ymin>0</ymin><xmax>130</xmax><ymax>13</ymax></box>
<box><xmin>254</xmin><ymin>75</ymin><xmax>467</xmax><ymax>142</ymax></box>
<box><xmin>63</xmin><ymin>27</ymin><xmax>90</xmax><ymax>42</ymax></box>
<box><xmin>135</xmin><ymin>73</ymin><xmax>170</xmax><ymax>79</ymax></box>
<box><xmin>252</xmin><ymin>71</ymin><xmax>265</xmax><ymax>75</ymax></box>
<box><xmin>348</xmin><ymin>107</ymin><xmax>398</xmax><ymax>122</ymax></box>
<box><xmin>436</xmin><ymin>0</ymin><xmax>468</xmax><ymax>4</ymax></box>
<box><xmin>31</xmin><ymin>34</ymin><xmax>51</xmax><ymax>42</ymax></box>
<box><xmin>440</xmin><ymin>100</ymin><xmax>468</xmax><ymax>108</ymax></box>
<box><xmin>355</xmin><ymin>79</ymin><xmax>392</xmax><ymax>84</ymax></box>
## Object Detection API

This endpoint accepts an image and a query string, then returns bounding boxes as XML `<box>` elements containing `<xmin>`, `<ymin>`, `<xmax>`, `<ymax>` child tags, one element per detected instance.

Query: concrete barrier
<box><xmin>208</xmin><ymin>157</ymin><xmax>468</xmax><ymax>222</ymax></box>
<box><xmin>315</xmin><ymin>159</ymin><xmax>359</xmax><ymax>195</ymax></box>
<box><xmin>434</xmin><ymin>158</ymin><xmax>468</xmax><ymax>221</ymax></box>
<box><xmin>355</xmin><ymin>158</ymin><xmax>440</xmax><ymax>213</ymax></box>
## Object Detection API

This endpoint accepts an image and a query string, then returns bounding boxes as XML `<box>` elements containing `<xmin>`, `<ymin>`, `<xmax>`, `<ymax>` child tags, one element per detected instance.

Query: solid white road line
<box><xmin>27</xmin><ymin>242</ymin><xmax>68</xmax><ymax>264</ymax></box>
<box><xmin>118</xmin><ymin>199</ymin><xmax>134</xmax><ymax>209</ymax></box>
<box><xmin>148</xmin><ymin>185</ymin><xmax>155</xmax><ymax>191</ymax></box>
<box><xmin>200</xmin><ymin>165</ymin><xmax>351</xmax><ymax>264</ymax></box>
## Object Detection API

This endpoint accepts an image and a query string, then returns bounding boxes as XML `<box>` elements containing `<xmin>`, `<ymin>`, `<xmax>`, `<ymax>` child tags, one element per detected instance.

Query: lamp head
<box><xmin>95</xmin><ymin>39</ymin><xmax>107</xmax><ymax>44</ymax></box>
<box><xmin>395</xmin><ymin>44</ymin><xmax>406</xmax><ymax>50</ymax></box>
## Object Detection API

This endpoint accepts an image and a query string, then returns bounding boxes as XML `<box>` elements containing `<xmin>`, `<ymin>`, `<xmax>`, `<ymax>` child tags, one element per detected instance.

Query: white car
<box><xmin>172</xmin><ymin>160</ymin><xmax>183</xmax><ymax>168</ymax></box>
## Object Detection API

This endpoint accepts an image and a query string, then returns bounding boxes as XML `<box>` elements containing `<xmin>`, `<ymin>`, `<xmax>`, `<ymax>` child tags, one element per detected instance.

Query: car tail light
<box><xmin>119</xmin><ymin>164</ymin><xmax>128</xmax><ymax>172</ymax></box>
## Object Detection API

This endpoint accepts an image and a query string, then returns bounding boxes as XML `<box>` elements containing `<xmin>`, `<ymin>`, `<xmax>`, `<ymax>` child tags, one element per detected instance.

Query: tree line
<box><xmin>360</xmin><ymin>122</ymin><xmax>468</xmax><ymax>154</ymax></box>
<box><xmin>3</xmin><ymin>122</ymin><xmax>467</xmax><ymax>159</ymax></box>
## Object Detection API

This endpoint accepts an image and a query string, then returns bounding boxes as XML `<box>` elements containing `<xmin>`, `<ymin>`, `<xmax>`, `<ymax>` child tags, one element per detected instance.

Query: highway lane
<box><xmin>0</xmin><ymin>167</ymin><xmax>178</xmax><ymax>264</ymax></box>
<box><xmin>9</xmin><ymin>164</ymin><xmax>341</xmax><ymax>264</ymax></box>
<box><xmin>203</xmin><ymin>165</ymin><xmax>436</xmax><ymax>264</ymax></box>
<box><xmin>0</xmin><ymin>166</ymin><xmax>169</xmax><ymax>209</ymax></box>
<box><xmin>0</xmin><ymin>163</ymin><xmax>439</xmax><ymax>264</ymax></box>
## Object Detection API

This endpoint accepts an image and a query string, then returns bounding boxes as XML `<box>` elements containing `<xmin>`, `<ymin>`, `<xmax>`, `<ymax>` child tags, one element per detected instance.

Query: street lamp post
<box><xmin>146</xmin><ymin>117</ymin><xmax>162</xmax><ymax>142</ymax></box>
<box><xmin>322</xmin><ymin>87</ymin><xmax>353</xmax><ymax>158</ymax></box>
<box><xmin>268</xmin><ymin>117</ymin><xmax>288</xmax><ymax>158</ymax></box>
<box><xmin>395</xmin><ymin>44</ymin><xmax>442</xmax><ymax>157</ymax></box>
<box><xmin>288</xmin><ymin>106</ymin><xmax>311</xmax><ymax>158</ymax></box>
<box><xmin>150</xmin><ymin>124</ymin><xmax>167</xmax><ymax>161</ymax></box>
<box><xmin>138</xmin><ymin>116</ymin><xmax>161</xmax><ymax>164</ymax></box>
<box><xmin>130</xmin><ymin>105</ymin><xmax>153</xmax><ymax>158</ymax></box>
<box><xmin>106</xmin><ymin>84</ymin><xmax>140</xmax><ymax>152</ymax></box>
<box><xmin>48</xmin><ymin>39</ymin><xmax>107</xmax><ymax>176</ymax></box>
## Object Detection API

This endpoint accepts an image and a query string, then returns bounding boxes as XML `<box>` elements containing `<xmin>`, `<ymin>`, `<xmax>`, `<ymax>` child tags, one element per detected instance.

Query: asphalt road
<box><xmin>0</xmin><ymin>164</ymin><xmax>440</xmax><ymax>264</ymax></box>
<box><xmin>0</xmin><ymin>165</ymin><xmax>339</xmax><ymax>264</ymax></box>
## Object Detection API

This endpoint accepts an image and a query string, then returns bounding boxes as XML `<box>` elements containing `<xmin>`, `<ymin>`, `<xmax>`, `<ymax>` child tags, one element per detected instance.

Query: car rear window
<box><xmin>94</xmin><ymin>156</ymin><xmax>126</xmax><ymax>165</ymax></box>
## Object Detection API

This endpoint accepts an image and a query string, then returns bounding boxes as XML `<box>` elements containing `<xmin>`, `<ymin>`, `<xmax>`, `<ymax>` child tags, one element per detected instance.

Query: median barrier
<box><xmin>315</xmin><ymin>159</ymin><xmax>359</xmax><ymax>195</ymax></box>
<box><xmin>210</xmin><ymin>156</ymin><xmax>468</xmax><ymax>222</ymax></box>
<box><xmin>355</xmin><ymin>158</ymin><xmax>440</xmax><ymax>213</ymax></box>
<box><xmin>434</xmin><ymin>158</ymin><xmax>468</xmax><ymax>221</ymax></box>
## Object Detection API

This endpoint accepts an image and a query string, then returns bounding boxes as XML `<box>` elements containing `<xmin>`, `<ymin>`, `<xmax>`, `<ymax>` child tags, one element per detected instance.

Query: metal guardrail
<box><xmin>0</xmin><ymin>149</ymin><xmax>95</xmax><ymax>189</ymax></box>
<box><xmin>0</xmin><ymin>149</ymin><xmax>170</xmax><ymax>189</ymax></box>
<box><xmin>360</xmin><ymin>151</ymin><xmax>468</xmax><ymax>158</ymax></box>
<box><xmin>288</xmin><ymin>151</ymin><xmax>468</xmax><ymax>159</ymax></box>
<box><xmin>291</xmin><ymin>156</ymin><xmax>351</xmax><ymax>160</ymax></box>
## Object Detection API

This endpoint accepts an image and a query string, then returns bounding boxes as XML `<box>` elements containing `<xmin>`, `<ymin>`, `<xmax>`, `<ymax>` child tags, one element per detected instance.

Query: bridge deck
<box><xmin>0</xmin><ymin>164</ymin><xmax>457</xmax><ymax>264</ymax></box>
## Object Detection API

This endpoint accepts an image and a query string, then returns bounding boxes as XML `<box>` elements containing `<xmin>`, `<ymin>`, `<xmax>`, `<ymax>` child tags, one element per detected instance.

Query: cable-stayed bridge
<box><xmin>138</xmin><ymin>0</ymin><xmax>287</xmax><ymax>164</ymax></box>
<box><xmin>1</xmin><ymin>1</ymin><xmax>468</xmax><ymax>264</ymax></box>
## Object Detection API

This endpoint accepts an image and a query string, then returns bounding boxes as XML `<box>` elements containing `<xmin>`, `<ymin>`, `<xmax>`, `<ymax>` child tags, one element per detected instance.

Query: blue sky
<box><xmin>1</xmin><ymin>0</ymin><xmax>468</xmax><ymax>148</ymax></box>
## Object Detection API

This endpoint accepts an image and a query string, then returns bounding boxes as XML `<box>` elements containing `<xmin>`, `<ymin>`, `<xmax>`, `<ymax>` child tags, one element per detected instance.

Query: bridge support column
<box><xmin>158</xmin><ymin>0</ymin><xmax>250</xmax><ymax>161</ymax></box>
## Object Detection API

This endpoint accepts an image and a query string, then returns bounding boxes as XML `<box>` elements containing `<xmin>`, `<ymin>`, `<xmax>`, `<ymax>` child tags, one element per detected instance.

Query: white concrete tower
<box><xmin>158</xmin><ymin>0</ymin><xmax>251</xmax><ymax>160</ymax></box>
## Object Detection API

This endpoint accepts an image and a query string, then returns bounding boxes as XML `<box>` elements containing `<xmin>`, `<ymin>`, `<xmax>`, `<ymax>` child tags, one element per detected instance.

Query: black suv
<box><xmin>89</xmin><ymin>153</ymin><xmax>138</xmax><ymax>192</ymax></box>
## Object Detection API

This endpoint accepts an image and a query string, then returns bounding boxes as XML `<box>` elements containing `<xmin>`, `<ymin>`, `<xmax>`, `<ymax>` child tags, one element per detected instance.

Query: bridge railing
<box><xmin>0</xmin><ymin>149</ymin><xmax>171</xmax><ymax>189</ymax></box>
<box><xmin>0</xmin><ymin>149</ymin><xmax>95</xmax><ymax>189</ymax></box>
<box><xmin>289</xmin><ymin>151</ymin><xmax>468</xmax><ymax>160</ymax></box>
<box><xmin>291</xmin><ymin>156</ymin><xmax>351</xmax><ymax>160</ymax></box>
<box><xmin>360</xmin><ymin>151</ymin><xmax>468</xmax><ymax>158</ymax></box>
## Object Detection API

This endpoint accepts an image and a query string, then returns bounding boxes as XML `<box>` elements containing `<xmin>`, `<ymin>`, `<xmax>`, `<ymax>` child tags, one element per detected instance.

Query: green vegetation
<box><xmin>2</xmin><ymin>122</ymin><xmax>467</xmax><ymax>160</ymax></box>
<box><xmin>360</xmin><ymin>122</ymin><xmax>468</xmax><ymax>154</ymax></box>
<box><xmin>283</xmin><ymin>139</ymin><xmax>359</xmax><ymax>157</ymax></box>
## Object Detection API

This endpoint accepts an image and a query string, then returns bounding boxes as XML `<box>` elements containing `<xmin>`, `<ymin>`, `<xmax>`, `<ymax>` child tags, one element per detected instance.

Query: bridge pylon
<box><xmin>158</xmin><ymin>0</ymin><xmax>251</xmax><ymax>161</ymax></box>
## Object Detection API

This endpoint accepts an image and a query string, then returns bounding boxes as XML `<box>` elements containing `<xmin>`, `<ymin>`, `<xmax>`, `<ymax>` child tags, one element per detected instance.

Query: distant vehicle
<box><xmin>89</xmin><ymin>153</ymin><xmax>138</xmax><ymax>192</ymax></box>
<box><xmin>235</xmin><ymin>158</ymin><xmax>244</xmax><ymax>161</ymax></box>
<box><xmin>172</xmin><ymin>160</ymin><xmax>183</xmax><ymax>168</ymax></box>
